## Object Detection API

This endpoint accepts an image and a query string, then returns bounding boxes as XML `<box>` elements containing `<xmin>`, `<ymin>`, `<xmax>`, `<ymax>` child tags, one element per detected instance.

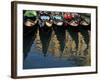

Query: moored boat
<box><xmin>23</xmin><ymin>10</ymin><xmax>38</xmax><ymax>60</ymax></box>
<box><xmin>38</xmin><ymin>11</ymin><xmax>53</xmax><ymax>56</ymax></box>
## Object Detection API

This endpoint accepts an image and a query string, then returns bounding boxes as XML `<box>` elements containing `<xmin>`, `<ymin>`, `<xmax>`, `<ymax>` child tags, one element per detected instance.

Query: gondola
<box><xmin>64</xmin><ymin>12</ymin><xmax>81</xmax><ymax>54</ymax></box>
<box><xmin>23</xmin><ymin>10</ymin><xmax>38</xmax><ymax>60</ymax></box>
<box><xmin>52</xmin><ymin>12</ymin><xmax>66</xmax><ymax>56</ymax></box>
<box><xmin>78</xmin><ymin>14</ymin><xmax>91</xmax><ymax>55</ymax></box>
<box><xmin>38</xmin><ymin>11</ymin><xmax>53</xmax><ymax>56</ymax></box>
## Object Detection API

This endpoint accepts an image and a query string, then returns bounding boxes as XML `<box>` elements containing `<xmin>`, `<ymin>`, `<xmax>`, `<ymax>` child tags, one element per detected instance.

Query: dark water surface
<box><xmin>23</xmin><ymin>44</ymin><xmax>87</xmax><ymax>69</ymax></box>
<box><xmin>23</xmin><ymin>26</ymin><xmax>90</xmax><ymax>69</ymax></box>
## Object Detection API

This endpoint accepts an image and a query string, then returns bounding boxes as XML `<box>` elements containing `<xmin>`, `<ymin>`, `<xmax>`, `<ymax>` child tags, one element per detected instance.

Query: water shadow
<box><xmin>39</xmin><ymin>26</ymin><xmax>52</xmax><ymax>56</ymax></box>
<box><xmin>66</xmin><ymin>25</ymin><xmax>79</xmax><ymax>51</ymax></box>
<box><xmin>53</xmin><ymin>25</ymin><xmax>66</xmax><ymax>56</ymax></box>
<box><xmin>79</xmin><ymin>25</ymin><xmax>90</xmax><ymax>55</ymax></box>
<box><xmin>23</xmin><ymin>20</ymin><xmax>38</xmax><ymax>60</ymax></box>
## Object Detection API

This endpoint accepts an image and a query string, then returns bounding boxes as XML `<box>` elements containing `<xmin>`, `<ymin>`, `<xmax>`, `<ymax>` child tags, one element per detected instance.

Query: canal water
<box><xmin>23</xmin><ymin>44</ymin><xmax>83</xmax><ymax>69</ymax></box>
<box><xmin>23</xmin><ymin>29</ymin><xmax>90</xmax><ymax>69</ymax></box>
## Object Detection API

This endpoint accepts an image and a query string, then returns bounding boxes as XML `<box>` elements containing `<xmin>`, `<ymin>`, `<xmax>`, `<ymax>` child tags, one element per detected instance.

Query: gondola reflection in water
<box><xmin>23</xmin><ymin>10</ymin><xmax>91</xmax><ymax>69</ymax></box>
